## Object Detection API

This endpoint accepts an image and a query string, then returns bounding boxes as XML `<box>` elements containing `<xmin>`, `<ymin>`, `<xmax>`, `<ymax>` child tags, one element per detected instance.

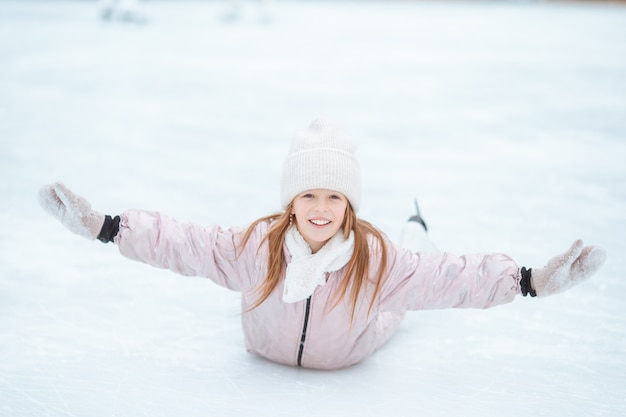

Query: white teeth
<box><xmin>310</xmin><ymin>219</ymin><xmax>331</xmax><ymax>226</ymax></box>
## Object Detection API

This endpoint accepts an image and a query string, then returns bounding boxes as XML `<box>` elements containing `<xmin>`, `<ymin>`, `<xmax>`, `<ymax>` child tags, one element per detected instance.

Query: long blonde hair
<box><xmin>239</xmin><ymin>203</ymin><xmax>388</xmax><ymax>318</ymax></box>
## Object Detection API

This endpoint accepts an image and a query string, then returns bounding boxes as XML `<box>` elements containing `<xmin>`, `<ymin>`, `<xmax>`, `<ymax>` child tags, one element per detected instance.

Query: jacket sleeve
<box><xmin>378</xmin><ymin>243</ymin><xmax>521</xmax><ymax>311</ymax></box>
<box><xmin>113</xmin><ymin>209</ymin><xmax>263</xmax><ymax>292</ymax></box>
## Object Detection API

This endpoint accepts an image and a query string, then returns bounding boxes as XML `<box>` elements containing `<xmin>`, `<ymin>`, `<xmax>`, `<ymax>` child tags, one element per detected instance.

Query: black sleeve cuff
<box><xmin>97</xmin><ymin>215</ymin><xmax>121</xmax><ymax>243</ymax></box>
<box><xmin>520</xmin><ymin>267</ymin><xmax>537</xmax><ymax>297</ymax></box>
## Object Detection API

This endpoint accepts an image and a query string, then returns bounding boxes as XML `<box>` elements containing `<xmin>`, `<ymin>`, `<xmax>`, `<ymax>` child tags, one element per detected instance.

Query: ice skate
<box><xmin>408</xmin><ymin>199</ymin><xmax>428</xmax><ymax>231</ymax></box>
<box><xmin>398</xmin><ymin>199</ymin><xmax>438</xmax><ymax>253</ymax></box>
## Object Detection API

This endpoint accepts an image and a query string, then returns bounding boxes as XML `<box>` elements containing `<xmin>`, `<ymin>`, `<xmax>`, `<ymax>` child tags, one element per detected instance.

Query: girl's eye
<box><xmin>302</xmin><ymin>193</ymin><xmax>314</xmax><ymax>199</ymax></box>
<box><xmin>330</xmin><ymin>195</ymin><xmax>342</xmax><ymax>200</ymax></box>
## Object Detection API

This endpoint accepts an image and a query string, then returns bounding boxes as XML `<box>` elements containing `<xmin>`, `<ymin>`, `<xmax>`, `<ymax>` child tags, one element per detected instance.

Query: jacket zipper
<box><xmin>297</xmin><ymin>296</ymin><xmax>312</xmax><ymax>367</ymax></box>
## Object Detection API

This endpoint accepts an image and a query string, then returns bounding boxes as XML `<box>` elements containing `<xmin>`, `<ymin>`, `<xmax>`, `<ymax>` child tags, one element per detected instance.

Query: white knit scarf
<box><xmin>283</xmin><ymin>226</ymin><xmax>355</xmax><ymax>303</ymax></box>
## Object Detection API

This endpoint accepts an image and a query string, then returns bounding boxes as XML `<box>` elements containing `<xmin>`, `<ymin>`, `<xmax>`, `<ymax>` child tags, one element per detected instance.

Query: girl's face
<box><xmin>291</xmin><ymin>188</ymin><xmax>348</xmax><ymax>253</ymax></box>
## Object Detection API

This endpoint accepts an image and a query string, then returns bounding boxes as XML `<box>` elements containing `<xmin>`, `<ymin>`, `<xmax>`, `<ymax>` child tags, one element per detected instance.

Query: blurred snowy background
<box><xmin>1</xmin><ymin>1</ymin><xmax>625</xmax><ymax>416</ymax></box>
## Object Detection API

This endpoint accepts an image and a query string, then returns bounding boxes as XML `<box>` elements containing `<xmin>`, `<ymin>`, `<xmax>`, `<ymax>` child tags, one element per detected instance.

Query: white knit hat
<box><xmin>280</xmin><ymin>118</ymin><xmax>361</xmax><ymax>212</ymax></box>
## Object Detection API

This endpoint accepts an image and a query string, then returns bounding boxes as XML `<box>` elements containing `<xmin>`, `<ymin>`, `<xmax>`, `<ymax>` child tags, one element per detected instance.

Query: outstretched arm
<box><xmin>38</xmin><ymin>182</ymin><xmax>260</xmax><ymax>291</ymax></box>
<box><xmin>380</xmin><ymin>240</ymin><xmax>606</xmax><ymax>311</ymax></box>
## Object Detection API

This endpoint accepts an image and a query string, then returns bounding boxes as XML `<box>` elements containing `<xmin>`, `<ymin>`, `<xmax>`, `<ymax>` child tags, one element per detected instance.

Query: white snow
<box><xmin>1</xmin><ymin>1</ymin><xmax>625</xmax><ymax>416</ymax></box>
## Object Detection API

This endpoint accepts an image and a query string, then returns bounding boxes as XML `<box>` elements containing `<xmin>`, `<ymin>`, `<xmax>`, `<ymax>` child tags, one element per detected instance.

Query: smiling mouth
<box><xmin>309</xmin><ymin>219</ymin><xmax>331</xmax><ymax>226</ymax></box>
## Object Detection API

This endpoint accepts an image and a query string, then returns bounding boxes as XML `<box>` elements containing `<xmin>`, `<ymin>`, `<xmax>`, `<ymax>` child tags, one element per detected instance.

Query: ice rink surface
<box><xmin>1</xmin><ymin>0</ymin><xmax>625</xmax><ymax>416</ymax></box>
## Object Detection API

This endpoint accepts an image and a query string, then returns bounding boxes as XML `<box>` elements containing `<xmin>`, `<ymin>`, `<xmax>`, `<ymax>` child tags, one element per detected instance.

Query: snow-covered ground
<box><xmin>1</xmin><ymin>1</ymin><xmax>625</xmax><ymax>416</ymax></box>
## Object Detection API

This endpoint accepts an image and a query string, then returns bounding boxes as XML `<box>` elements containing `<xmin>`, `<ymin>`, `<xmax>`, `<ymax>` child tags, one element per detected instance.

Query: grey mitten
<box><xmin>39</xmin><ymin>182</ymin><xmax>105</xmax><ymax>240</ymax></box>
<box><xmin>531</xmin><ymin>239</ymin><xmax>607</xmax><ymax>297</ymax></box>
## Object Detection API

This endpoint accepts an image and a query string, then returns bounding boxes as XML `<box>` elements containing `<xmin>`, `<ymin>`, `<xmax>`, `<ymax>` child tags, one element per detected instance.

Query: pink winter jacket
<box><xmin>115</xmin><ymin>210</ymin><xmax>522</xmax><ymax>370</ymax></box>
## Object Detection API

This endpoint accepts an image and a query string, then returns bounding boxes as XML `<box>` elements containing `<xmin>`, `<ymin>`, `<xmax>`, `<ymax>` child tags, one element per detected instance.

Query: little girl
<box><xmin>39</xmin><ymin>118</ymin><xmax>607</xmax><ymax>370</ymax></box>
